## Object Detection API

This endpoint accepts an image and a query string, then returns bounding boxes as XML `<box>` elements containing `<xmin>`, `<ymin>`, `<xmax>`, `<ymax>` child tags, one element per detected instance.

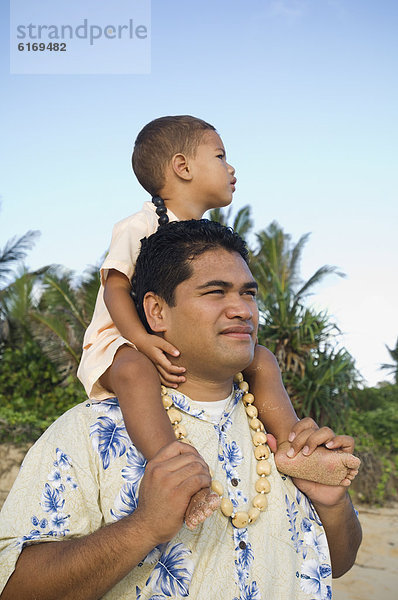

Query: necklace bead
<box><xmin>252</xmin><ymin>431</ymin><xmax>268</xmax><ymax>446</ymax></box>
<box><xmin>246</xmin><ymin>405</ymin><xmax>258</xmax><ymax>418</ymax></box>
<box><xmin>220</xmin><ymin>497</ymin><xmax>234</xmax><ymax>517</ymax></box>
<box><xmin>161</xmin><ymin>373</ymin><xmax>272</xmax><ymax>528</ymax></box>
<box><xmin>232</xmin><ymin>511</ymin><xmax>249</xmax><ymax>528</ymax></box>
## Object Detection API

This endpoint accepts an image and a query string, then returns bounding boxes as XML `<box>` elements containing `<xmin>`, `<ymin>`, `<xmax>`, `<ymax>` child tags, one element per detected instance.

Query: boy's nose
<box><xmin>228</xmin><ymin>162</ymin><xmax>235</xmax><ymax>175</ymax></box>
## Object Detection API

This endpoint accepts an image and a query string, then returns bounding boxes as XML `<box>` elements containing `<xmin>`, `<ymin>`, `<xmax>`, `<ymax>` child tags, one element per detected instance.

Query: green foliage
<box><xmin>344</xmin><ymin>384</ymin><xmax>398</xmax><ymax>504</ymax></box>
<box><xmin>211</xmin><ymin>206</ymin><xmax>358</xmax><ymax>428</ymax></box>
<box><xmin>31</xmin><ymin>266</ymin><xmax>100</xmax><ymax>369</ymax></box>
<box><xmin>0</xmin><ymin>229</ymin><xmax>40</xmax><ymax>287</ymax></box>
<box><xmin>348</xmin><ymin>384</ymin><xmax>398</xmax><ymax>453</ymax></box>
<box><xmin>380</xmin><ymin>339</ymin><xmax>398</xmax><ymax>384</ymax></box>
<box><xmin>0</xmin><ymin>340</ymin><xmax>86</xmax><ymax>443</ymax></box>
<box><xmin>287</xmin><ymin>347</ymin><xmax>359</xmax><ymax>427</ymax></box>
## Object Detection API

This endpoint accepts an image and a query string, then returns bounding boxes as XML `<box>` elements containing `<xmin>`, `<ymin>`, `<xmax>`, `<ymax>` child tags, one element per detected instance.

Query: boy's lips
<box><xmin>231</xmin><ymin>177</ymin><xmax>237</xmax><ymax>190</ymax></box>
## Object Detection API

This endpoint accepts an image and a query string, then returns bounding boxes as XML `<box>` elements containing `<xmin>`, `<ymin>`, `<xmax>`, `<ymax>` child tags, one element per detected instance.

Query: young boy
<box><xmin>78</xmin><ymin>116</ymin><xmax>360</xmax><ymax>529</ymax></box>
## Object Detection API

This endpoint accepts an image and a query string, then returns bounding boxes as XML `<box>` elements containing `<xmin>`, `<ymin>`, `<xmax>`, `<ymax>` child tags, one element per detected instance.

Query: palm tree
<box><xmin>0</xmin><ymin>267</ymin><xmax>39</xmax><ymax>345</ymax></box>
<box><xmin>31</xmin><ymin>264</ymin><xmax>100</xmax><ymax>374</ymax></box>
<box><xmin>252</xmin><ymin>221</ymin><xmax>344</xmax><ymax>374</ymax></box>
<box><xmin>208</xmin><ymin>206</ymin><xmax>253</xmax><ymax>240</ymax></box>
<box><xmin>380</xmin><ymin>337</ymin><xmax>398</xmax><ymax>383</ymax></box>
<box><xmin>210</xmin><ymin>206</ymin><xmax>358</xmax><ymax>425</ymax></box>
<box><xmin>0</xmin><ymin>230</ymin><xmax>40</xmax><ymax>288</ymax></box>
<box><xmin>292</xmin><ymin>346</ymin><xmax>359</xmax><ymax>427</ymax></box>
<box><xmin>0</xmin><ymin>226</ymin><xmax>41</xmax><ymax>344</ymax></box>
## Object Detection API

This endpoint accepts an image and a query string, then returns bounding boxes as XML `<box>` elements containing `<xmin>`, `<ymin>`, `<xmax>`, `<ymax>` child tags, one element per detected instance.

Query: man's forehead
<box><xmin>188</xmin><ymin>248</ymin><xmax>254</xmax><ymax>283</ymax></box>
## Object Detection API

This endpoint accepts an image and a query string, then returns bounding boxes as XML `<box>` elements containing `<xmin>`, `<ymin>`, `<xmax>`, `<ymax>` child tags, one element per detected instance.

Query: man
<box><xmin>0</xmin><ymin>220</ymin><xmax>361</xmax><ymax>599</ymax></box>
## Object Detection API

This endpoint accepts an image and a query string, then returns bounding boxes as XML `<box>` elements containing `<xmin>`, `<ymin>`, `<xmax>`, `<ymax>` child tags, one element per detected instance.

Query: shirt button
<box><xmin>231</xmin><ymin>478</ymin><xmax>239</xmax><ymax>487</ymax></box>
<box><xmin>239</xmin><ymin>541</ymin><xmax>247</xmax><ymax>550</ymax></box>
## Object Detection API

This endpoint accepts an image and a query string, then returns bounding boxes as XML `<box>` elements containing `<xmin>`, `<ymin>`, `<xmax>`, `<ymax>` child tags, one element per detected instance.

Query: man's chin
<box><xmin>224</xmin><ymin>348</ymin><xmax>255</xmax><ymax>375</ymax></box>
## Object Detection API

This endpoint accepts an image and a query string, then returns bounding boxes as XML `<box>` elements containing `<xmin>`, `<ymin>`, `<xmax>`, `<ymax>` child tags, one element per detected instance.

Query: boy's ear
<box><xmin>171</xmin><ymin>153</ymin><xmax>193</xmax><ymax>181</ymax></box>
<box><xmin>143</xmin><ymin>292</ymin><xmax>168</xmax><ymax>333</ymax></box>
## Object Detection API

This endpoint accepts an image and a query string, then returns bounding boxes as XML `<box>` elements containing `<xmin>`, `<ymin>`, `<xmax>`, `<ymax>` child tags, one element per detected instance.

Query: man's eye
<box><xmin>205</xmin><ymin>289</ymin><xmax>224</xmax><ymax>295</ymax></box>
<box><xmin>244</xmin><ymin>290</ymin><xmax>257</xmax><ymax>297</ymax></box>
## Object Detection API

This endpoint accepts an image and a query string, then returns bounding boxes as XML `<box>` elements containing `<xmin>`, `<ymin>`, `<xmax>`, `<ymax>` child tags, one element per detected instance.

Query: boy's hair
<box><xmin>132</xmin><ymin>115</ymin><xmax>216</xmax><ymax>196</ymax></box>
<box><xmin>133</xmin><ymin>219</ymin><xmax>249</xmax><ymax>332</ymax></box>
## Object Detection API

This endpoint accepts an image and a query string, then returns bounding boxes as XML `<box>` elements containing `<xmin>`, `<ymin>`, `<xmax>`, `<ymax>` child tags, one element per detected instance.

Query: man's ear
<box><xmin>143</xmin><ymin>292</ymin><xmax>169</xmax><ymax>333</ymax></box>
<box><xmin>171</xmin><ymin>152</ymin><xmax>193</xmax><ymax>181</ymax></box>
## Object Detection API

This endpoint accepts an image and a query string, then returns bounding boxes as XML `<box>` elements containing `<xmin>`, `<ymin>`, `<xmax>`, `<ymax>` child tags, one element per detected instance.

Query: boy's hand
<box><xmin>286</xmin><ymin>417</ymin><xmax>355</xmax><ymax>458</ymax></box>
<box><xmin>135</xmin><ymin>333</ymin><xmax>186</xmax><ymax>387</ymax></box>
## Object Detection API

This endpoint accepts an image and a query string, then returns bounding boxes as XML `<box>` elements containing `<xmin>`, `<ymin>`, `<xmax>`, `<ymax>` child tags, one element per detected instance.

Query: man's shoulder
<box><xmin>20</xmin><ymin>399</ymin><xmax>126</xmax><ymax>480</ymax></box>
<box><xmin>35</xmin><ymin>401</ymin><xmax>95</xmax><ymax>446</ymax></box>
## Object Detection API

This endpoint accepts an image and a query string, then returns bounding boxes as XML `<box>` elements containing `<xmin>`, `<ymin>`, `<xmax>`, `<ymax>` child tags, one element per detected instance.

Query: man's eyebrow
<box><xmin>196</xmin><ymin>280</ymin><xmax>258</xmax><ymax>290</ymax></box>
<box><xmin>196</xmin><ymin>280</ymin><xmax>232</xmax><ymax>289</ymax></box>
<box><xmin>242</xmin><ymin>281</ymin><xmax>259</xmax><ymax>291</ymax></box>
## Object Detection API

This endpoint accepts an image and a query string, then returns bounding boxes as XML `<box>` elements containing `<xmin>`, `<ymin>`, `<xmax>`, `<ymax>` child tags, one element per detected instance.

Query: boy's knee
<box><xmin>112</xmin><ymin>346</ymin><xmax>157</xmax><ymax>383</ymax></box>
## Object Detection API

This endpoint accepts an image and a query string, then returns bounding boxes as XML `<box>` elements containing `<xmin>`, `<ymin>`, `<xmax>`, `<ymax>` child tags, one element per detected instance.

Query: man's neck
<box><xmin>174</xmin><ymin>375</ymin><xmax>234</xmax><ymax>403</ymax></box>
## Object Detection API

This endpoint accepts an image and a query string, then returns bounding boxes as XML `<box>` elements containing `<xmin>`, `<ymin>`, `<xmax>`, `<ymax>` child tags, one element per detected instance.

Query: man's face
<box><xmin>161</xmin><ymin>249</ymin><xmax>259</xmax><ymax>381</ymax></box>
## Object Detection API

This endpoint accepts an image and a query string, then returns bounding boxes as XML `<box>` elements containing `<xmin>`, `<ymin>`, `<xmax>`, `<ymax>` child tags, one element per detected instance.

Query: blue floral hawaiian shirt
<box><xmin>0</xmin><ymin>387</ymin><xmax>333</xmax><ymax>599</ymax></box>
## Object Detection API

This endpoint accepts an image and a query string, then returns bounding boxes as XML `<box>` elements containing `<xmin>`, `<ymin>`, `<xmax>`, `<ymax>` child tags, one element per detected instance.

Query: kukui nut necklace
<box><xmin>161</xmin><ymin>372</ymin><xmax>272</xmax><ymax>529</ymax></box>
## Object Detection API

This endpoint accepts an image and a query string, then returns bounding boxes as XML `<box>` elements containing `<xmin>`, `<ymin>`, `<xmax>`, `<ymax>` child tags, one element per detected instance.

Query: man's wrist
<box><xmin>124</xmin><ymin>509</ymin><xmax>164</xmax><ymax>555</ymax></box>
<box><xmin>311</xmin><ymin>491</ymin><xmax>353</xmax><ymax>516</ymax></box>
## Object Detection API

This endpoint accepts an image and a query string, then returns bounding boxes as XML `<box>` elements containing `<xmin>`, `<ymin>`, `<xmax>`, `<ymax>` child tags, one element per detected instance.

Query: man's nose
<box><xmin>225</xmin><ymin>295</ymin><xmax>253</xmax><ymax>320</ymax></box>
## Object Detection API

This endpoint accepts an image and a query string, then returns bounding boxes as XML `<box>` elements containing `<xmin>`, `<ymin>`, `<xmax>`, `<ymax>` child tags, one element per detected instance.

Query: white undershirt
<box><xmin>189</xmin><ymin>389</ymin><xmax>234</xmax><ymax>423</ymax></box>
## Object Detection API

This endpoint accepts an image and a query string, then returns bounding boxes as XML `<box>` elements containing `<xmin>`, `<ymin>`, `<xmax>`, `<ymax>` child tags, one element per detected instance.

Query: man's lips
<box><xmin>220</xmin><ymin>326</ymin><xmax>254</xmax><ymax>339</ymax></box>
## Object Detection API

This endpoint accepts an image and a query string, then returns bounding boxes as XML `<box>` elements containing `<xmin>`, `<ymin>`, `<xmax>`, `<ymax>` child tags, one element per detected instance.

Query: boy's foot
<box><xmin>185</xmin><ymin>487</ymin><xmax>221</xmax><ymax>530</ymax></box>
<box><xmin>274</xmin><ymin>441</ymin><xmax>361</xmax><ymax>486</ymax></box>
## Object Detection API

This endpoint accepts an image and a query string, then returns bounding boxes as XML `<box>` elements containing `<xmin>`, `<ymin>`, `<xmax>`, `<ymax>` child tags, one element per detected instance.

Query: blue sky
<box><xmin>1</xmin><ymin>0</ymin><xmax>397</xmax><ymax>385</ymax></box>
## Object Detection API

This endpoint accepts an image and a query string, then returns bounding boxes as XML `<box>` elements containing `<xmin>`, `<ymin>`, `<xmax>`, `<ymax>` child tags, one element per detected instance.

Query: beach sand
<box><xmin>333</xmin><ymin>504</ymin><xmax>398</xmax><ymax>600</ymax></box>
<box><xmin>1</xmin><ymin>444</ymin><xmax>397</xmax><ymax>599</ymax></box>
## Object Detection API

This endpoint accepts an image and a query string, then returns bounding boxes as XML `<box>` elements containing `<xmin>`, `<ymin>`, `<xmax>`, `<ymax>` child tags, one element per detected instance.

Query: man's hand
<box><xmin>291</xmin><ymin>477</ymin><xmax>349</xmax><ymax>507</ymax></box>
<box><xmin>137</xmin><ymin>441</ymin><xmax>212</xmax><ymax>544</ymax></box>
<box><xmin>286</xmin><ymin>417</ymin><xmax>355</xmax><ymax>458</ymax></box>
<box><xmin>135</xmin><ymin>333</ymin><xmax>186</xmax><ymax>387</ymax></box>
<box><xmin>0</xmin><ymin>442</ymin><xmax>211</xmax><ymax>600</ymax></box>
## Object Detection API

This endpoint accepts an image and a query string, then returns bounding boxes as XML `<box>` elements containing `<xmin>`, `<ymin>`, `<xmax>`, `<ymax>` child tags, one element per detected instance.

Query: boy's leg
<box><xmin>100</xmin><ymin>345</ymin><xmax>175</xmax><ymax>458</ymax></box>
<box><xmin>100</xmin><ymin>345</ymin><xmax>220</xmax><ymax>527</ymax></box>
<box><xmin>245</xmin><ymin>345</ymin><xmax>360</xmax><ymax>486</ymax></box>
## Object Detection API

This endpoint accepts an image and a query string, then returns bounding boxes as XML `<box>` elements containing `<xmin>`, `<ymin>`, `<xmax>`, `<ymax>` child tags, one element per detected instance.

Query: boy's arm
<box><xmin>103</xmin><ymin>269</ymin><xmax>185</xmax><ymax>385</ymax></box>
<box><xmin>103</xmin><ymin>269</ymin><xmax>154</xmax><ymax>349</ymax></box>
<box><xmin>1</xmin><ymin>443</ymin><xmax>210</xmax><ymax>600</ymax></box>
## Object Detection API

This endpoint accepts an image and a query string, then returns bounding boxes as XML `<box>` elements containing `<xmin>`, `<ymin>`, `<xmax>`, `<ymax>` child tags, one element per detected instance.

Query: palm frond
<box><xmin>0</xmin><ymin>230</ymin><xmax>40</xmax><ymax>286</ymax></box>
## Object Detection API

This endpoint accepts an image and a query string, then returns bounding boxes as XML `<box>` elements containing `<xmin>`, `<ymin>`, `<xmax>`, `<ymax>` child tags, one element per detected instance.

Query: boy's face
<box><xmin>188</xmin><ymin>131</ymin><xmax>236</xmax><ymax>210</ymax></box>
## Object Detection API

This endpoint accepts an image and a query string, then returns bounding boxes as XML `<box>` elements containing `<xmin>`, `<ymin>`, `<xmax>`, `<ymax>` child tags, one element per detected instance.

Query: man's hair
<box><xmin>132</xmin><ymin>115</ymin><xmax>216</xmax><ymax>196</ymax></box>
<box><xmin>133</xmin><ymin>219</ymin><xmax>249</xmax><ymax>332</ymax></box>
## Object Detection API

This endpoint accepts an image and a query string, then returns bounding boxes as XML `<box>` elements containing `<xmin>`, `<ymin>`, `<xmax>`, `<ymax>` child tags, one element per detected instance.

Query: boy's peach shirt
<box><xmin>77</xmin><ymin>202</ymin><xmax>178</xmax><ymax>401</ymax></box>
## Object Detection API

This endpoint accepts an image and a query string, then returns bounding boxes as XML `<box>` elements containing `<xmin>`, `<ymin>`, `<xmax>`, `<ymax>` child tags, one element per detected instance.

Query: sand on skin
<box><xmin>0</xmin><ymin>444</ymin><xmax>397</xmax><ymax>599</ymax></box>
